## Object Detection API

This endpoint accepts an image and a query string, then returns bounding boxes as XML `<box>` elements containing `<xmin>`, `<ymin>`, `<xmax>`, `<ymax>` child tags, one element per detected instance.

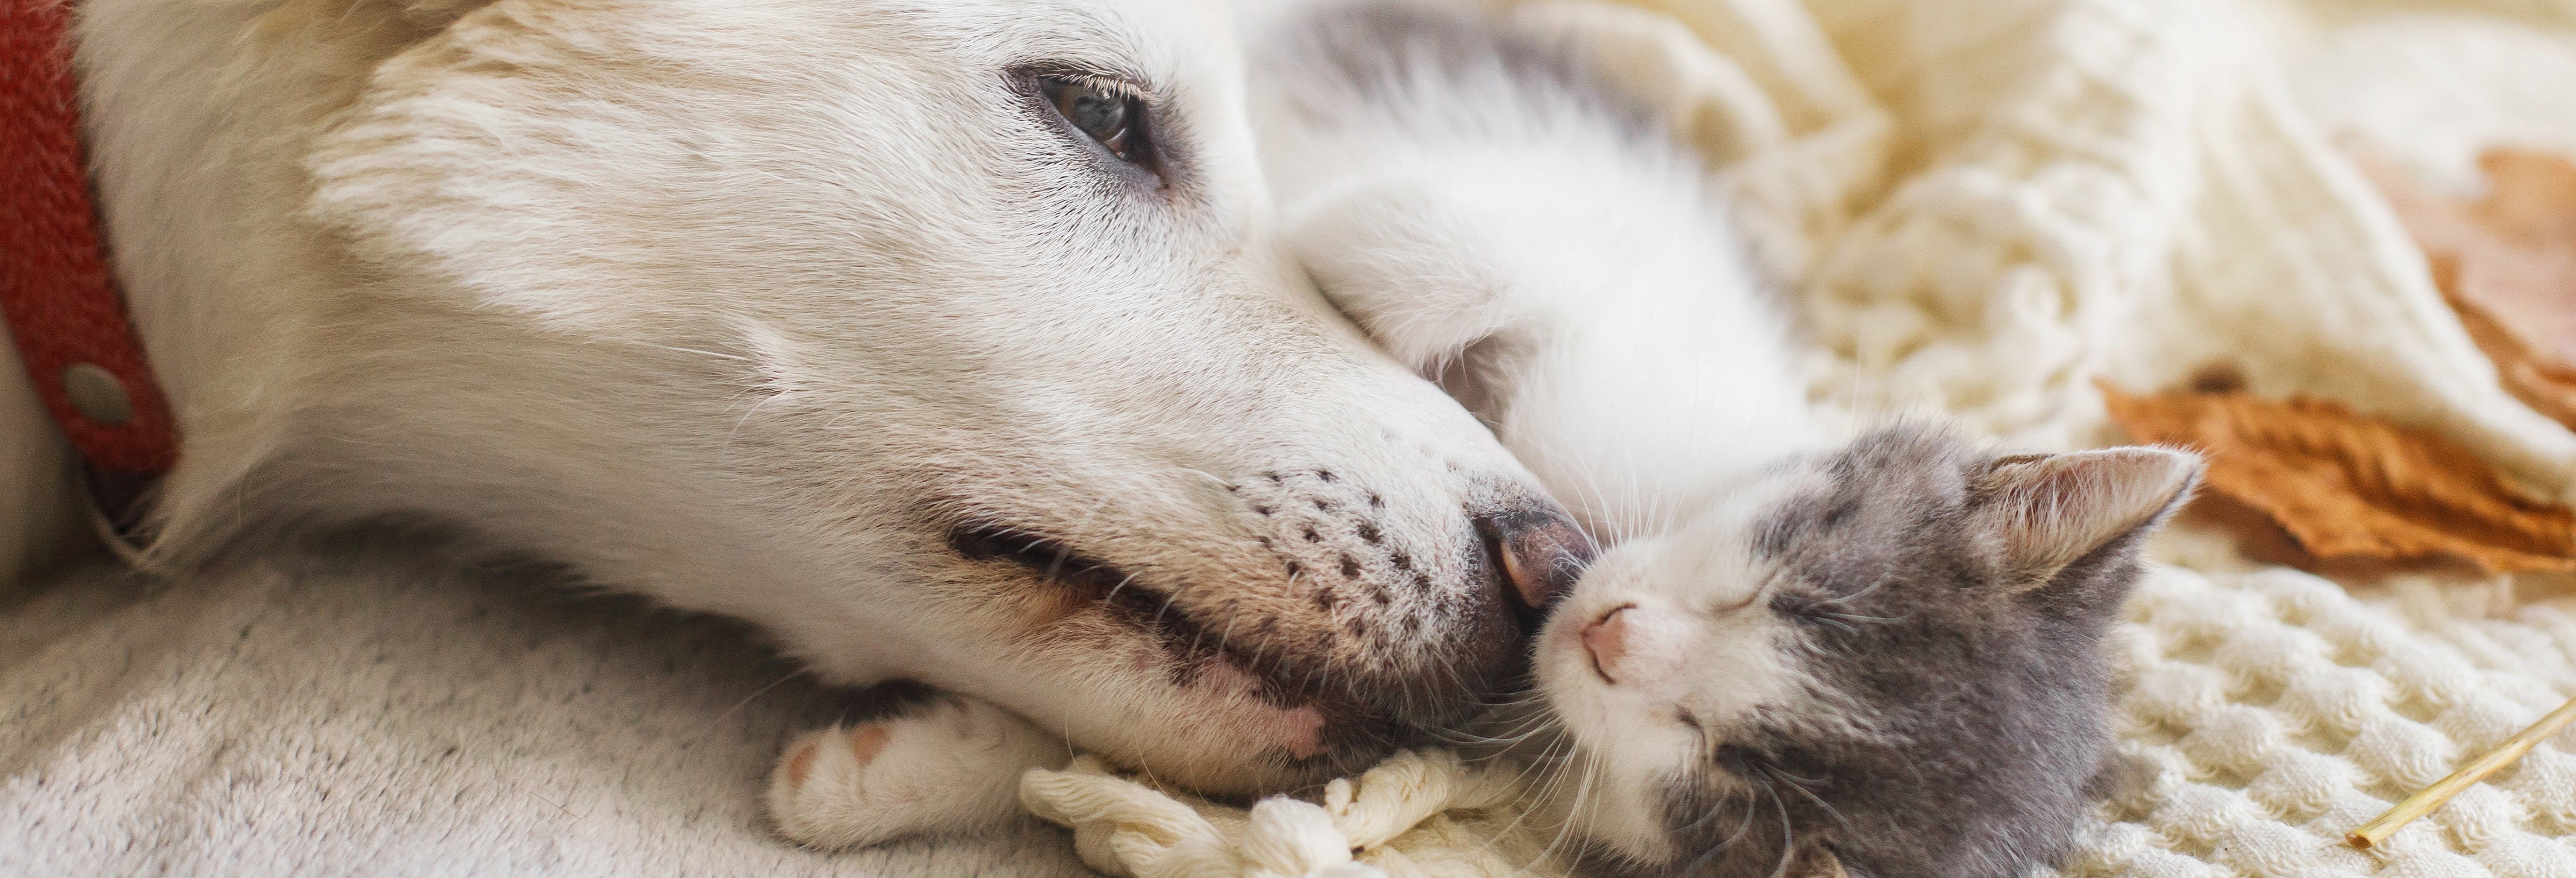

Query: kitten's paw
<box><xmin>767</xmin><ymin>696</ymin><xmax>1067</xmax><ymax>849</ymax></box>
<box><xmin>1283</xmin><ymin>184</ymin><xmax>1522</xmax><ymax>371</ymax></box>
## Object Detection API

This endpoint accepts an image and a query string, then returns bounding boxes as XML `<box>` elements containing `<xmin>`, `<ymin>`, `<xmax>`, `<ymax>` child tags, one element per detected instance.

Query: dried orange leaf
<box><xmin>2353</xmin><ymin>147</ymin><xmax>2576</xmax><ymax>428</ymax></box>
<box><xmin>2433</xmin><ymin>254</ymin><xmax>2576</xmax><ymax>428</ymax></box>
<box><xmin>2100</xmin><ymin>381</ymin><xmax>2576</xmax><ymax>576</ymax></box>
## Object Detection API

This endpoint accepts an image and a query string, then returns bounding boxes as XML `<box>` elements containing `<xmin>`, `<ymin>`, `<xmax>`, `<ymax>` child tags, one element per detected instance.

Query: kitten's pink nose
<box><xmin>1581</xmin><ymin>606</ymin><xmax>1633</xmax><ymax>682</ymax></box>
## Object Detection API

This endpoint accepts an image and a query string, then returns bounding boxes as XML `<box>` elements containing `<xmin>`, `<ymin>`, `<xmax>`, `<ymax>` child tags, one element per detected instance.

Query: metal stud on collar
<box><xmin>61</xmin><ymin>362</ymin><xmax>134</xmax><ymax>426</ymax></box>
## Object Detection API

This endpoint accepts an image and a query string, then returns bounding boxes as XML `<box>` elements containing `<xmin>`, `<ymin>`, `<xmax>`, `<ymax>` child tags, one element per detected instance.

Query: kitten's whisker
<box><xmin>1817</xmin><ymin>574</ymin><xmax>1888</xmax><ymax>607</ymax></box>
<box><xmin>1766</xmin><ymin>764</ymin><xmax>1850</xmax><ymax>832</ymax></box>
<box><xmin>1821</xmin><ymin>611</ymin><xmax>1903</xmax><ymax>625</ymax></box>
<box><xmin>1760</xmin><ymin>763</ymin><xmax>1823</xmax><ymax>786</ymax></box>
<box><xmin>1423</xmin><ymin>727</ymin><xmax>1538</xmax><ymax>747</ymax></box>
<box><xmin>1768</xmin><ymin>782</ymin><xmax>1797</xmax><ymax>878</ymax></box>
<box><xmin>1676</xmin><ymin>781</ymin><xmax>1762</xmax><ymax>876</ymax></box>
<box><xmin>1670</xmin><ymin>784</ymin><xmax>1736</xmax><ymax>836</ymax></box>
<box><xmin>1471</xmin><ymin>731</ymin><xmax>1585</xmax><ymax>871</ymax></box>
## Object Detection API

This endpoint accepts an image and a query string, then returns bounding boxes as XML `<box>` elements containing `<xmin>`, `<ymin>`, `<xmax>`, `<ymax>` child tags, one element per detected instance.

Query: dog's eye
<box><xmin>1041</xmin><ymin>76</ymin><xmax>1150</xmax><ymax>166</ymax></box>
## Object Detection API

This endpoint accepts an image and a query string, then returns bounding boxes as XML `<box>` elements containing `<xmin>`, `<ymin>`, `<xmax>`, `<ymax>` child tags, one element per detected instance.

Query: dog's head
<box><xmin>197</xmin><ymin>0</ymin><xmax>1594</xmax><ymax>791</ymax></box>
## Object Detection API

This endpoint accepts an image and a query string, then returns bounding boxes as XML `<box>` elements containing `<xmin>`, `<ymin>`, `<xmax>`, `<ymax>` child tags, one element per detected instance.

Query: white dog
<box><xmin>2</xmin><ymin>0</ymin><xmax>1595</xmax><ymax>801</ymax></box>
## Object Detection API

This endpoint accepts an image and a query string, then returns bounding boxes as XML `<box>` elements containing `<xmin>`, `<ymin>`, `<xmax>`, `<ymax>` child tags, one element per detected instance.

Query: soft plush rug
<box><xmin>0</xmin><ymin>545</ymin><xmax>1094</xmax><ymax>877</ymax></box>
<box><xmin>6</xmin><ymin>1</ymin><xmax>2576</xmax><ymax>877</ymax></box>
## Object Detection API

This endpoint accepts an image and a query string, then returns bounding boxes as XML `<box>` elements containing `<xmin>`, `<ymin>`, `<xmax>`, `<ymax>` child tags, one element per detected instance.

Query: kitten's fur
<box><xmin>766</xmin><ymin>5</ymin><xmax>2201</xmax><ymax>873</ymax></box>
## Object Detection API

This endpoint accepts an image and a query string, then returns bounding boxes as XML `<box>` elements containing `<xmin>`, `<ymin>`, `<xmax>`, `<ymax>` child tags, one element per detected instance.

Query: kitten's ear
<box><xmin>1785</xmin><ymin>840</ymin><xmax>1851</xmax><ymax>878</ymax></box>
<box><xmin>1966</xmin><ymin>446</ymin><xmax>2201</xmax><ymax>588</ymax></box>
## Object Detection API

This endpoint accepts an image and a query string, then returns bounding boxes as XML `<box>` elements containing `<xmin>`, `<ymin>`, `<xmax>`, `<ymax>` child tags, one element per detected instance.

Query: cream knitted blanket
<box><xmin>1015</xmin><ymin>1</ymin><xmax>2576</xmax><ymax>876</ymax></box>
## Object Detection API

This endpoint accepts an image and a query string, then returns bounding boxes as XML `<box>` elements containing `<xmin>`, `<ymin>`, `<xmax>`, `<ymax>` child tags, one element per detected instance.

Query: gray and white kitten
<box><xmin>1253</xmin><ymin>5</ymin><xmax>2201</xmax><ymax>877</ymax></box>
<box><xmin>1520</xmin><ymin>428</ymin><xmax>2196</xmax><ymax>877</ymax></box>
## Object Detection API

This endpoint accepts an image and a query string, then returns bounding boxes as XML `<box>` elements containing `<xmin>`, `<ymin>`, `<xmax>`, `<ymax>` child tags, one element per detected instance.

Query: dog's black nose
<box><xmin>1477</xmin><ymin>505</ymin><xmax>1595</xmax><ymax>610</ymax></box>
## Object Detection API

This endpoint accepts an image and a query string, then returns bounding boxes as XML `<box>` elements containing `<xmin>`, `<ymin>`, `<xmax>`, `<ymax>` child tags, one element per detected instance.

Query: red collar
<box><xmin>3</xmin><ymin>0</ymin><xmax>181</xmax><ymax>504</ymax></box>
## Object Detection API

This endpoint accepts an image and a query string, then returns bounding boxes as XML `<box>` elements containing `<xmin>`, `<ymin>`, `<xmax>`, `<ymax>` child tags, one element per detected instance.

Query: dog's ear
<box><xmin>1965</xmin><ymin>446</ymin><xmax>2201</xmax><ymax>589</ymax></box>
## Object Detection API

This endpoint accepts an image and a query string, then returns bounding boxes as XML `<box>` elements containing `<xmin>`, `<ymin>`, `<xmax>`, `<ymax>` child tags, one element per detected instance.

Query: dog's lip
<box><xmin>1080</xmin><ymin>578</ymin><xmax>1421</xmax><ymax>765</ymax></box>
<box><xmin>948</xmin><ymin>522</ymin><xmax>1418</xmax><ymax>756</ymax></box>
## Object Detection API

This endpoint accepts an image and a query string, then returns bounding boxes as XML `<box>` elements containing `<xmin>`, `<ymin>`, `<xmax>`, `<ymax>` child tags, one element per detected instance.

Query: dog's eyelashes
<box><xmin>1040</xmin><ymin>76</ymin><xmax>1151</xmax><ymax>167</ymax></box>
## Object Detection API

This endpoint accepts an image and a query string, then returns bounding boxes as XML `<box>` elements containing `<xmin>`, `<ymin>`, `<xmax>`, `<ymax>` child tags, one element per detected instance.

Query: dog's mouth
<box><xmin>947</xmin><ymin>523</ymin><xmax>1419</xmax><ymax>766</ymax></box>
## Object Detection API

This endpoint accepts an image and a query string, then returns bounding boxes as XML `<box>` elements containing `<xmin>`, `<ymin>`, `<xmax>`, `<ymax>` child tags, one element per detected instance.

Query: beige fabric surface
<box><xmin>0</xmin><ymin>545</ymin><xmax>1098</xmax><ymax>877</ymax></box>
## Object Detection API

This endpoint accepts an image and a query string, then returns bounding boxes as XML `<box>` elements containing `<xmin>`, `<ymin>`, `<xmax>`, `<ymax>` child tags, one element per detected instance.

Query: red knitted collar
<box><xmin>3</xmin><ymin>0</ymin><xmax>179</xmax><ymax>528</ymax></box>
<box><xmin>3</xmin><ymin>0</ymin><xmax>180</xmax><ymax>541</ymax></box>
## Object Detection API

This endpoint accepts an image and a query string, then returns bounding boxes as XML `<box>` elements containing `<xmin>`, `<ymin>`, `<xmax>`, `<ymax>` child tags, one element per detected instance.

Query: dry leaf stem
<box><xmin>2347</xmin><ymin>697</ymin><xmax>2576</xmax><ymax>849</ymax></box>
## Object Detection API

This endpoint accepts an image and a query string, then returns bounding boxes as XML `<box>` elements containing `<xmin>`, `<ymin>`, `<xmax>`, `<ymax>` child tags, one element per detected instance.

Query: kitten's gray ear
<box><xmin>1785</xmin><ymin>840</ymin><xmax>1851</xmax><ymax>878</ymax></box>
<box><xmin>1966</xmin><ymin>446</ymin><xmax>2202</xmax><ymax>588</ymax></box>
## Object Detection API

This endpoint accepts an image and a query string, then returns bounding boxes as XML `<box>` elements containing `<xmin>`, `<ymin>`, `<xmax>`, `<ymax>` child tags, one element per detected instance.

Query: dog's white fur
<box><xmin>9</xmin><ymin>0</ymin><xmax>1601</xmax><ymax>796</ymax></box>
<box><xmin>767</xmin><ymin>697</ymin><xmax>1071</xmax><ymax>849</ymax></box>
